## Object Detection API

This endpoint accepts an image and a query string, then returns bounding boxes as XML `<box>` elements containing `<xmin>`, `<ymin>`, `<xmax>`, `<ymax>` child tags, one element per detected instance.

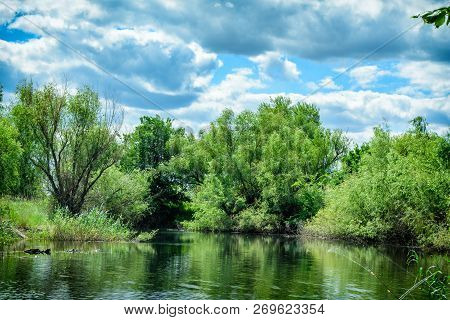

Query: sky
<box><xmin>0</xmin><ymin>0</ymin><xmax>449</xmax><ymax>143</ymax></box>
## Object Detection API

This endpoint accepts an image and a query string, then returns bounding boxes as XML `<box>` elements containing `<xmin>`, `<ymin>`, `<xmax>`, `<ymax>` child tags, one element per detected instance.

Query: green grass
<box><xmin>51</xmin><ymin>208</ymin><xmax>134</xmax><ymax>241</ymax></box>
<box><xmin>0</xmin><ymin>220</ymin><xmax>18</xmax><ymax>244</ymax></box>
<box><xmin>0</xmin><ymin>197</ymin><xmax>51</xmax><ymax>241</ymax></box>
<box><xmin>0</xmin><ymin>197</ymin><xmax>135</xmax><ymax>242</ymax></box>
<box><xmin>0</xmin><ymin>197</ymin><xmax>50</xmax><ymax>229</ymax></box>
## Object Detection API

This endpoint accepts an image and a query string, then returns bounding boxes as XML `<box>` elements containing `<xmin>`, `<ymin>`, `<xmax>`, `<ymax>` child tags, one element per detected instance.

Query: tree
<box><xmin>121</xmin><ymin>115</ymin><xmax>177</xmax><ymax>171</ymax></box>
<box><xmin>413</xmin><ymin>6</ymin><xmax>450</xmax><ymax>28</ymax></box>
<box><xmin>10</xmin><ymin>82</ymin><xmax>43</xmax><ymax>197</ymax></box>
<box><xmin>11</xmin><ymin>82</ymin><xmax>122</xmax><ymax>215</ymax></box>
<box><xmin>0</xmin><ymin>118</ymin><xmax>22</xmax><ymax>195</ymax></box>
<box><xmin>121</xmin><ymin>115</ymin><xmax>190</xmax><ymax>227</ymax></box>
<box><xmin>183</xmin><ymin>97</ymin><xmax>349</xmax><ymax>232</ymax></box>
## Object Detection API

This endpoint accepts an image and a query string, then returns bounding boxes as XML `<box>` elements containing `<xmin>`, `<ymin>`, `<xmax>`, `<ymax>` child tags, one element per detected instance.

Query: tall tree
<box><xmin>12</xmin><ymin>82</ymin><xmax>122</xmax><ymax>214</ymax></box>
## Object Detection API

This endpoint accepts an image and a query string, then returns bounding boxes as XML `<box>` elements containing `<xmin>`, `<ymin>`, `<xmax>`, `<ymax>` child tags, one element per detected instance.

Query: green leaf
<box><xmin>434</xmin><ymin>12</ymin><xmax>446</xmax><ymax>28</ymax></box>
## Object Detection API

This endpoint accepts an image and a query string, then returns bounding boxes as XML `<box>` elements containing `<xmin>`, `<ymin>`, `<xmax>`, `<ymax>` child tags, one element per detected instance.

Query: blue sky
<box><xmin>0</xmin><ymin>0</ymin><xmax>449</xmax><ymax>143</ymax></box>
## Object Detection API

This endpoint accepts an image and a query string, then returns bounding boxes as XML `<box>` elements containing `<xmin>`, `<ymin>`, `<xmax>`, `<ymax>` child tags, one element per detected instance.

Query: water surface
<box><xmin>0</xmin><ymin>232</ymin><xmax>447</xmax><ymax>299</ymax></box>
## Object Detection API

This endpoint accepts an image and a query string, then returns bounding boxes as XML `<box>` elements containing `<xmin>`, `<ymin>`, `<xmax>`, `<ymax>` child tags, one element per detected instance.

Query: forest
<box><xmin>0</xmin><ymin>81</ymin><xmax>449</xmax><ymax>249</ymax></box>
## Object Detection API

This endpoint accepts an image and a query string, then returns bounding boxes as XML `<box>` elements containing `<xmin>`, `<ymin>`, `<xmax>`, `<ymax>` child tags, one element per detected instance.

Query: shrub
<box><xmin>84</xmin><ymin>166</ymin><xmax>149</xmax><ymax>226</ymax></box>
<box><xmin>182</xmin><ymin>206</ymin><xmax>232</xmax><ymax>232</ymax></box>
<box><xmin>51</xmin><ymin>208</ymin><xmax>134</xmax><ymax>241</ymax></box>
<box><xmin>234</xmin><ymin>206</ymin><xmax>280</xmax><ymax>233</ymax></box>
<box><xmin>306</xmin><ymin>126</ymin><xmax>450</xmax><ymax>249</ymax></box>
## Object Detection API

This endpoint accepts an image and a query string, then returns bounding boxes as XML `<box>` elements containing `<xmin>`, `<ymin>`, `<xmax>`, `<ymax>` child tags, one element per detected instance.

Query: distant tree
<box><xmin>409</xmin><ymin>116</ymin><xmax>428</xmax><ymax>134</ymax></box>
<box><xmin>11</xmin><ymin>82</ymin><xmax>122</xmax><ymax>215</ymax></box>
<box><xmin>121</xmin><ymin>115</ymin><xmax>189</xmax><ymax>227</ymax></box>
<box><xmin>121</xmin><ymin>116</ymin><xmax>176</xmax><ymax>170</ymax></box>
<box><xmin>413</xmin><ymin>7</ymin><xmax>450</xmax><ymax>28</ymax></box>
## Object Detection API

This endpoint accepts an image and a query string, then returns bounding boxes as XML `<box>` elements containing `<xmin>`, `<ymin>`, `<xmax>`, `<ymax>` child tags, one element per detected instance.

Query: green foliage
<box><xmin>51</xmin><ymin>208</ymin><xmax>133</xmax><ymax>241</ymax></box>
<box><xmin>182</xmin><ymin>97</ymin><xmax>348</xmax><ymax>232</ymax></box>
<box><xmin>403</xmin><ymin>250</ymin><xmax>448</xmax><ymax>300</ymax></box>
<box><xmin>306</xmin><ymin>123</ymin><xmax>450</xmax><ymax>249</ymax></box>
<box><xmin>0</xmin><ymin>203</ymin><xmax>19</xmax><ymax>244</ymax></box>
<box><xmin>135</xmin><ymin>230</ymin><xmax>158</xmax><ymax>242</ymax></box>
<box><xmin>84</xmin><ymin>166</ymin><xmax>149</xmax><ymax>226</ymax></box>
<box><xmin>0</xmin><ymin>197</ymin><xmax>50</xmax><ymax>230</ymax></box>
<box><xmin>9</xmin><ymin>82</ymin><xmax>43</xmax><ymax>197</ymax></box>
<box><xmin>0</xmin><ymin>118</ymin><xmax>22</xmax><ymax>195</ymax></box>
<box><xmin>122</xmin><ymin>115</ymin><xmax>191</xmax><ymax>227</ymax></box>
<box><xmin>413</xmin><ymin>6</ymin><xmax>450</xmax><ymax>28</ymax></box>
<box><xmin>121</xmin><ymin>115</ymin><xmax>179</xmax><ymax>170</ymax></box>
<box><xmin>11</xmin><ymin>82</ymin><xmax>122</xmax><ymax>214</ymax></box>
<box><xmin>234</xmin><ymin>205</ymin><xmax>280</xmax><ymax>233</ymax></box>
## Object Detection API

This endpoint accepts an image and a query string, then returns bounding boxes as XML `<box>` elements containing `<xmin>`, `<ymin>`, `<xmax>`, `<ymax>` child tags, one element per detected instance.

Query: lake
<box><xmin>0</xmin><ymin>231</ymin><xmax>447</xmax><ymax>299</ymax></box>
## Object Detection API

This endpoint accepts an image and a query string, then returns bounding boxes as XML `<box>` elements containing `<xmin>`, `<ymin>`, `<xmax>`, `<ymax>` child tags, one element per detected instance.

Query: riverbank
<box><xmin>0</xmin><ymin>197</ymin><xmax>156</xmax><ymax>244</ymax></box>
<box><xmin>1</xmin><ymin>196</ymin><xmax>448</xmax><ymax>252</ymax></box>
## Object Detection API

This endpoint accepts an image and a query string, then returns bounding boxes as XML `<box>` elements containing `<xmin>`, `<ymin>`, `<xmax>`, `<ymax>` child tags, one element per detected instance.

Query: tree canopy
<box><xmin>11</xmin><ymin>82</ymin><xmax>122</xmax><ymax>214</ymax></box>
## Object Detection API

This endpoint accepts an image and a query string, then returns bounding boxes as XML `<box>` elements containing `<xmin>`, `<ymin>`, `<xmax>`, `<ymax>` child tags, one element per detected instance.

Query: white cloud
<box><xmin>307</xmin><ymin>76</ymin><xmax>342</xmax><ymax>91</ymax></box>
<box><xmin>121</xmin><ymin>68</ymin><xmax>449</xmax><ymax>144</ymax></box>
<box><xmin>396</xmin><ymin>61</ymin><xmax>450</xmax><ymax>96</ymax></box>
<box><xmin>348</xmin><ymin>65</ymin><xmax>389</xmax><ymax>88</ymax></box>
<box><xmin>0</xmin><ymin>38</ymin><xmax>88</xmax><ymax>75</ymax></box>
<box><xmin>250</xmin><ymin>51</ymin><xmax>300</xmax><ymax>81</ymax></box>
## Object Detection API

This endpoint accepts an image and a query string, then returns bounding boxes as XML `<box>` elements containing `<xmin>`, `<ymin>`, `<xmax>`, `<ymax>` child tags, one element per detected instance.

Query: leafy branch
<box><xmin>412</xmin><ymin>6</ymin><xmax>450</xmax><ymax>28</ymax></box>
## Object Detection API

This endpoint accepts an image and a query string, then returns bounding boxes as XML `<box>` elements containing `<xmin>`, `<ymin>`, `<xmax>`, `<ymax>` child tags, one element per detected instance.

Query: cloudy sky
<box><xmin>0</xmin><ymin>0</ymin><xmax>449</xmax><ymax>143</ymax></box>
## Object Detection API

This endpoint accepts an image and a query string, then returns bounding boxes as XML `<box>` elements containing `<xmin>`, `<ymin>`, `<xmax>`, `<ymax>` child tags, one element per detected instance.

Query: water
<box><xmin>0</xmin><ymin>232</ymin><xmax>447</xmax><ymax>299</ymax></box>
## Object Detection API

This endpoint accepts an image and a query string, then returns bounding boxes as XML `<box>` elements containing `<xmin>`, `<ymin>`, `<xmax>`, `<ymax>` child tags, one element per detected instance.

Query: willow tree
<box><xmin>12</xmin><ymin>82</ymin><xmax>122</xmax><ymax>215</ymax></box>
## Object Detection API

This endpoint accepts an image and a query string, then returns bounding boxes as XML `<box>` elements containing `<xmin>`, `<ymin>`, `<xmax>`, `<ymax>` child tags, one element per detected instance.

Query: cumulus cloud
<box><xmin>1</xmin><ymin>0</ymin><xmax>448</xmax><ymax>143</ymax></box>
<box><xmin>396</xmin><ymin>61</ymin><xmax>450</xmax><ymax>96</ymax></box>
<box><xmin>250</xmin><ymin>51</ymin><xmax>300</xmax><ymax>81</ymax></box>
<box><xmin>307</xmin><ymin>76</ymin><xmax>343</xmax><ymax>91</ymax></box>
<box><xmin>6</xmin><ymin>0</ymin><xmax>448</xmax><ymax>61</ymax></box>
<box><xmin>0</xmin><ymin>5</ymin><xmax>222</xmax><ymax>109</ymax></box>
<box><xmin>347</xmin><ymin>65</ymin><xmax>390</xmax><ymax>88</ymax></box>
<box><xmin>122</xmin><ymin>68</ymin><xmax>449</xmax><ymax>143</ymax></box>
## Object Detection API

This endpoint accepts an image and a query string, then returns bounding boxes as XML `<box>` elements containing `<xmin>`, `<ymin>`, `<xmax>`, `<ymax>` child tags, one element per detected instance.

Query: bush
<box><xmin>84</xmin><ymin>166</ymin><xmax>149</xmax><ymax>226</ymax></box>
<box><xmin>234</xmin><ymin>205</ymin><xmax>280</xmax><ymax>233</ymax></box>
<box><xmin>182</xmin><ymin>206</ymin><xmax>232</xmax><ymax>232</ymax></box>
<box><xmin>306</xmin><ymin>125</ymin><xmax>450</xmax><ymax>249</ymax></box>
<box><xmin>51</xmin><ymin>208</ymin><xmax>134</xmax><ymax>241</ymax></box>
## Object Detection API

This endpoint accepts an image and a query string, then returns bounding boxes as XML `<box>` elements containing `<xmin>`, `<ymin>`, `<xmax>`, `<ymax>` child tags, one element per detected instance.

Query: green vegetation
<box><xmin>135</xmin><ymin>230</ymin><xmax>158</xmax><ymax>242</ymax></box>
<box><xmin>51</xmin><ymin>208</ymin><xmax>133</xmax><ymax>241</ymax></box>
<box><xmin>306</xmin><ymin>119</ymin><xmax>449</xmax><ymax>249</ymax></box>
<box><xmin>0</xmin><ymin>81</ymin><xmax>448</xmax><ymax>249</ymax></box>
<box><xmin>182</xmin><ymin>97</ymin><xmax>347</xmax><ymax>232</ymax></box>
<box><xmin>413</xmin><ymin>6</ymin><xmax>450</xmax><ymax>28</ymax></box>
<box><xmin>403</xmin><ymin>250</ymin><xmax>448</xmax><ymax>300</ymax></box>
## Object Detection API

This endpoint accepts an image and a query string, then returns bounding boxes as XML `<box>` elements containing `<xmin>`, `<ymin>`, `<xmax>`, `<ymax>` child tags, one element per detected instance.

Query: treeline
<box><xmin>0</xmin><ymin>82</ymin><xmax>448</xmax><ymax>248</ymax></box>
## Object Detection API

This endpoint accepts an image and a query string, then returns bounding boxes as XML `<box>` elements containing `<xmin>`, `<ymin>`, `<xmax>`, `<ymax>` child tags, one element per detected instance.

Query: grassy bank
<box><xmin>0</xmin><ymin>197</ymin><xmax>155</xmax><ymax>244</ymax></box>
